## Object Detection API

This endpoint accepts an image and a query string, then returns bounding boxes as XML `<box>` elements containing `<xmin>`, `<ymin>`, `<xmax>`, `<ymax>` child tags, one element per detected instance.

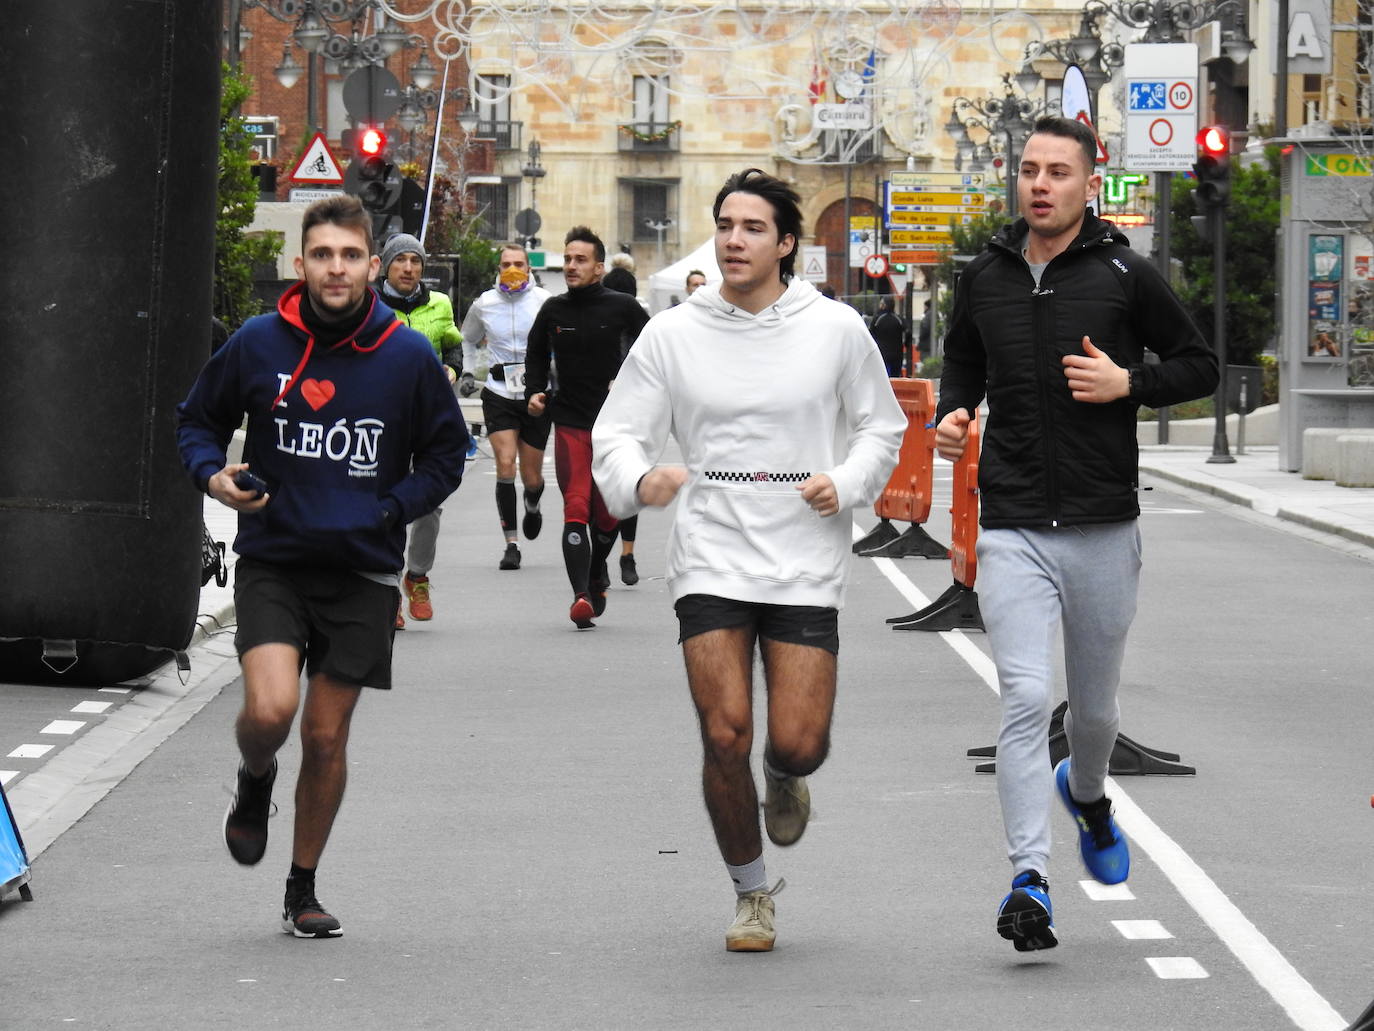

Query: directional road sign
<box><xmin>890</xmin><ymin>249</ymin><xmax>944</xmax><ymax>265</ymax></box>
<box><xmin>889</xmin><ymin>172</ymin><xmax>985</xmax><ymax>188</ymax></box>
<box><xmin>890</xmin><ymin>229</ymin><xmax>961</xmax><ymax>246</ymax></box>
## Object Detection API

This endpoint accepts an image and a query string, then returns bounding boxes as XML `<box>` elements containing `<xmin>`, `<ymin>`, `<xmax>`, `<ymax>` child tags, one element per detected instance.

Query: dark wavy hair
<box><xmin>1028</xmin><ymin>116</ymin><xmax>1098</xmax><ymax>175</ymax></box>
<box><xmin>711</xmin><ymin>168</ymin><xmax>802</xmax><ymax>280</ymax></box>
<box><xmin>564</xmin><ymin>225</ymin><xmax>606</xmax><ymax>263</ymax></box>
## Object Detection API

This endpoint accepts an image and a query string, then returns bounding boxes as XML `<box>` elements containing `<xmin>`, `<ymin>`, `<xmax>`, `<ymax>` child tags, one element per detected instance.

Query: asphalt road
<box><xmin>0</xmin><ymin>454</ymin><xmax>1369</xmax><ymax>1030</ymax></box>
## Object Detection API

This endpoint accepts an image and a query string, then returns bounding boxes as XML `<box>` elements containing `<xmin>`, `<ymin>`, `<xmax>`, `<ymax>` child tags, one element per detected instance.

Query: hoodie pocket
<box><xmin>263</xmin><ymin>482</ymin><xmax>386</xmax><ymax>538</ymax></box>
<box><xmin>684</xmin><ymin>486</ymin><xmax>835</xmax><ymax>583</ymax></box>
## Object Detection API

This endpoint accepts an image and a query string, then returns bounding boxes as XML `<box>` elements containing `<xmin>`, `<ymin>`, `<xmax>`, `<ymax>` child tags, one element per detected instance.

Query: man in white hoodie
<box><xmin>593</xmin><ymin>169</ymin><xmax>906</xmax><ymax>953</ymax></box>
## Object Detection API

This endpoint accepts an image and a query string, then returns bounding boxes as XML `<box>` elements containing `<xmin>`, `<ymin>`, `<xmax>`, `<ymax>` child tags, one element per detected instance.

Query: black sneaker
<box><xmin>282</xmin><ymin>889</ymin><xmax>343</xmax><ymax>938</ymax></box>
<box><xmin>522</xmin><ymin>506</ymin><xmax>543</xmax><ymax>541</ymax></box>
<box><xmin>223</xmin><ymin>759</ymin><xmax>276</xmax><ymax>866</ymax></box>
<box><xmin>619</xmin><ymin>554</ymin><xmax>639</xmax><ymax>586</ymax></box>
<box><xmin>590</xmin><ymin>562</ymin><xmax>611</xmax><ymax>616</ymax></box>
<box><xmin>499</xmin><ymin>543</ymin><xmax>522</xmax><ymax>570</ymax></box>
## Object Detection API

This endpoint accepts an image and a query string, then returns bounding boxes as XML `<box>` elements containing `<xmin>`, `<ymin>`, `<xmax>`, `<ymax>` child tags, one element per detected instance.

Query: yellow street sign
<box><xmin>886</xmin><ymin>211</ymin><xmax>978</xmax><ymax>228</ymax></box>
<box><xmin>889</xmin><ymin>229</ymin><xmax>955</xmax><ymax>245</ymax></box>
<box><xmin>890</xmin><ymin>190</ymin><xmax>986</xmax><ymax>208</ymax></box>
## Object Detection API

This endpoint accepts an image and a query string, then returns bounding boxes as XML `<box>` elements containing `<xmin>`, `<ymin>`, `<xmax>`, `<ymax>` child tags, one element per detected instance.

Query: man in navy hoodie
<box><xmin>177</xmin><ymin>195</ymin><xmax>467</xmax><ymax>939</ymax></box>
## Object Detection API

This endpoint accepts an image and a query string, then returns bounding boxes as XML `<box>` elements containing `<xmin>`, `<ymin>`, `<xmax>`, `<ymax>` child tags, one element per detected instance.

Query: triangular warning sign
<box><xmin>290</xmin><ymin>133</ymin><xmax>344</xmax><ymax>184</ymax></box>
<box><xmin>805</xmin><ymin>256</ymin><xmax>825</xmax><ymax>276</ymax></box>
<box><xmin>1073</xmin><ymin>110</ymin><xmax>1110</xmax><ymax>164</ymax></box>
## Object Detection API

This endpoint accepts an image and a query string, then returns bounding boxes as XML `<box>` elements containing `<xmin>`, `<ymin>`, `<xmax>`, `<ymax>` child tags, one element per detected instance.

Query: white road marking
<box><xmin>8</xmin><ymin>744</ymin><xmax>53</xmax><ymax>759</ymax></box>
<box><xmin>1081</xmin><ymin>880</ymin><xmax>1136</xmax><ymax>901</ymax></box>
<box><xmin>862</xmin><ymin>524</ymin><xmax>1347</xmax><ymax>1030</ymax></box>
<box><xmin>1115</xmin><ymin>919</ymin><xmax>1174</xmax><ymax>940</ymax></box>
<box><xmin>97</xmin><ymin>687</ymin><xmax>132</xmax><ymax>695</ymax></box>
<box><xmin>70</xmin><ymin>701</ymin><xmax>113</xmax><ymax>715</ymax></box>
<box><xmin>40</xmin><ymin>720</ymin><xmax>86</xmax><ymax>736</ymax></box>
<box><xmin>1148</xmin><ymin>957</ymin><xmax>1210</xmax><ymax>979</ymax></box>
<box><xmin>0</xmin><ymin>771</ymin><xmax>19</xmax><ymax>786</ymax></box>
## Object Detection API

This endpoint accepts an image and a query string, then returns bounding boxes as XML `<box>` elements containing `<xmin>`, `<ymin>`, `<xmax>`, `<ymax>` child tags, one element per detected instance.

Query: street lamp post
<box><xmin>947</xmin><ymin>76</ymin><xmax>1050</xmax><ymax>220</ymax></box>
<box><xmin>521</xmin><ymin>140</ymin><xmax>546</xmax><ymax>250</ymax></box>
<box><xmin>644</xmin><ymin>218</ymin><xmax>674</xmax><ymax>270</ymax></box>
<box><xmin>237</xmin><ymin>0</ymin><xmax>444</xmax><ymax>134</ymax></box>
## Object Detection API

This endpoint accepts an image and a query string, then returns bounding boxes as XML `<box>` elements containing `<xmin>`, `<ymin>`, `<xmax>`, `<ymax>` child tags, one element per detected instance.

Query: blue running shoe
<box><xmin>1055</xmin><ymin>757</ymin><xmax>1130</xmax><ymax>884</ymax></box>
<box><xmin>997</xmin><ymin>871</ymin><xmax>1057</xmax><ymax>952</ymax></box>
<box><xmin>466</xmin><ymin>435</ymin><xmax>479</xmax><ymax>461</ymax></box>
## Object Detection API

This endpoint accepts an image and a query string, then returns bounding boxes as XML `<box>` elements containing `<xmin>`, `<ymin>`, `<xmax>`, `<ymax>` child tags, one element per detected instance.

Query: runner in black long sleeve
<box><xmin>525</xmin><ymin>226</ymin><xmax>649</xmax><ymax>628</ymax></box>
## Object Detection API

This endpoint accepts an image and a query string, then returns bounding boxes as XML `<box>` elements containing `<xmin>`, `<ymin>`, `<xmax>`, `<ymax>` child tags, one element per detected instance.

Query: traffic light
<box><xmin>1192</xmin><ymin>125</ymin><xmax>1231</xmax><ymax>209</ymax></box>
<box><xmin>343</xmin><ymin>125</ymin><xmax>403</xmax><ymax>239</ymax></box>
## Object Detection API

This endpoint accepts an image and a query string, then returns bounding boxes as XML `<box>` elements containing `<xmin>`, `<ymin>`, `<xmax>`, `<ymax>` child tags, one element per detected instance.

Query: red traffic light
<box><xmin>358</xmin><ymin>126</ymin><xmax>387</xmax><ymax>157</ymax></box>
<box><xmin>1196</xmin><ymin>125</ymin><xmax>1229</xmax><ymax>158</ymax></box>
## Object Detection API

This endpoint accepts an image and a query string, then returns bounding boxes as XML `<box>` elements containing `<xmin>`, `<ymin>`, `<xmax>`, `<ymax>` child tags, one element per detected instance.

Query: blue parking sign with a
<box><xmin>1129</xmin><ymin>82</ymin><xmax>1167</xmax><ymax>110</ymax></box>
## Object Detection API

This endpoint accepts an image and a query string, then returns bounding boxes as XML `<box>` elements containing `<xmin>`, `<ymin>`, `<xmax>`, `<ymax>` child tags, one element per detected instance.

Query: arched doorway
<box><xmin>814</xmin><ymin>196</ymin><xmax>878</xmax><ymax>298</ymax></box>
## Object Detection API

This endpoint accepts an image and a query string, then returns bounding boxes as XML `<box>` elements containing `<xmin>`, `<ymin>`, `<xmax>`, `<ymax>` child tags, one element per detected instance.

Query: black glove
<box><xmin>459</xmin><ymin>372</ymin><xmax>478</xmax><ymax>397</ymax></box>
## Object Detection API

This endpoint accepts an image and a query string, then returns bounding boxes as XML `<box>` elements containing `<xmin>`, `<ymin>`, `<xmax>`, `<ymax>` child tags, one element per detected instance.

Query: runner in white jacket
<box><xmin>460</xmin><ymin>244</ymin><xmax>552</xmax><ymax>570</ymax></box>
<box><xmin>593</xmin><ymin>169</ymin><xmax>905</xmax><ymax>954</ymax></box>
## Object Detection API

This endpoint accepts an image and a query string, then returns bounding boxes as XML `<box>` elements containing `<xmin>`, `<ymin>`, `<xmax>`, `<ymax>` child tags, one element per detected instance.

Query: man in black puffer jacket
<box><xmin>935</xmin><ymin>116</ymin><xmax>1217</xmax><ymax>955</ymax></box>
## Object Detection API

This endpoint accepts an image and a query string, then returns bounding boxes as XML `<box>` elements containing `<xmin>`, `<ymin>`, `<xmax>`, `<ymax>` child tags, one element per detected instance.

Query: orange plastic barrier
<box><xmin>949</xmin><ymin>412</ymin><xmax>980</xmax><ymax>589</ymax></box>
<box><xmin>875</xmin><ymin>378</ymin><xmax>936</xmax><ymax>524</ymax></box>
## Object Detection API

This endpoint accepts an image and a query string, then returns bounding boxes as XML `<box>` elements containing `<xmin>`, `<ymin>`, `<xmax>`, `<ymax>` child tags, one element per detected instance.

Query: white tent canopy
<box><xmin>647</xmin><ymin>238</ymin><xmax>720</xmax><ymax>314</ymax></box>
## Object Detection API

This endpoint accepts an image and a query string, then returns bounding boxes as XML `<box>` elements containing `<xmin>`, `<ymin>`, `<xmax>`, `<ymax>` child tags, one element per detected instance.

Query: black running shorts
<box><xmin>233</xmin><ymin>558</ymin><xmax>398</xmax><ymax>689</ymax></box>
<box><xmin>674</xmin><ymin>594</ymin><xmax>839</xmax><ymax>655</ymax></box>
<box><xmin>481</xmin><ymin>387</ymin><xmax>552</xmax><ymax>450</ymax></box>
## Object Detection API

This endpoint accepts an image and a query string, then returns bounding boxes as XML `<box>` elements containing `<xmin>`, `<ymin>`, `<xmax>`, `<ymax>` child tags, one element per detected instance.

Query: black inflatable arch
<box><xmin>0</xmin><ymin>1</ymin><xmax>220</xmax><ymax>684</ymax></box>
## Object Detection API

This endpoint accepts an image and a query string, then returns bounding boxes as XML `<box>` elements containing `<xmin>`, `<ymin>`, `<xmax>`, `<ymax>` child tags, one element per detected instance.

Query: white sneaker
<box><xmin>725</xmin><ymin>879</ymin><xmax>785</xmax><ymax>952</ymax></box>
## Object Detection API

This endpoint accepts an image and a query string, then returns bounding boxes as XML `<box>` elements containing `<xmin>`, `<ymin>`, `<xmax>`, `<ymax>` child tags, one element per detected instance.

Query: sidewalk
<box><xmin>1138</xmin><ymin>444</ymin><xmax>1374</xmax><ymax>550</ymax></box>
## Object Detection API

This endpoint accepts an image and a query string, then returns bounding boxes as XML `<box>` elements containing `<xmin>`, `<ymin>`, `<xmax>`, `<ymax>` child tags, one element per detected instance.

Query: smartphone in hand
<box><xmin>233</xmin><ymin>469</ymin><xmax>268</xmax><ymax>498</ymax></box>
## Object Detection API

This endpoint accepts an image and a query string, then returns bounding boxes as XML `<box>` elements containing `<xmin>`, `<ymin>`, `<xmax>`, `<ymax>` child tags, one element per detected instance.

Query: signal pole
<box><xmin>1194</xmin><ymin>125</ymin><xmax>1235</xmax><ymax>464</ymax></box>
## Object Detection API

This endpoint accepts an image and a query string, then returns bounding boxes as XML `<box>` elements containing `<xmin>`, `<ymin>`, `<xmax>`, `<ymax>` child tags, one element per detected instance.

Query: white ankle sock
<box><xmin>726</xmin><ymin>855</ymin><xmax>767</xmax><ymax>895</ymax></box>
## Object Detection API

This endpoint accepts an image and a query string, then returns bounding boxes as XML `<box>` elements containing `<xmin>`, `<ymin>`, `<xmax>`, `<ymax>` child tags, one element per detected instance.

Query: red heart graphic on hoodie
<box><xmin>301</xmin><ymin>379</ymin><xmax>335</xmax><ymax>410</ymax></box>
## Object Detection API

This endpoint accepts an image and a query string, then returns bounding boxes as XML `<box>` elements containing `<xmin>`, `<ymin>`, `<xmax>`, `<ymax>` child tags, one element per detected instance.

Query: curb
<box><xmin>1141</xmin><ymin>463</ymin><xmax>1374</xmax><ymax>551</ymax></box>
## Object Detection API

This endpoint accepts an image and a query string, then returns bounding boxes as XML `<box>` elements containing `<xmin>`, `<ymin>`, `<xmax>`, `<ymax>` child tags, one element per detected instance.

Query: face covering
<box><xmin>499</xmin><ymin>265</ymin><xmax>530</xmax><ymax>292</ymax></box>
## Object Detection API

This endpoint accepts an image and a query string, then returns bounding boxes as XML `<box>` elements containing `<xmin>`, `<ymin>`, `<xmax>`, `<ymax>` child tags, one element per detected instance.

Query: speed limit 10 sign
<box><xmin>863</xmin><ymin>253</ymin><xmax>889</xmax><ymax>279</ymax></box>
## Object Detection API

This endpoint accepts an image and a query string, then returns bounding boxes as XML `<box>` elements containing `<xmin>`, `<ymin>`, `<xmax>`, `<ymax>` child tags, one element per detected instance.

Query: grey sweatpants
<box><xmin>976</xmin><ymin>521</ymin><xmax>1141</xmax><ymax>877</ymax></box>
<box><xmin>405</xmin><ymin>507</ymin><xmax>442</xmax><ymax>576</ymax></box>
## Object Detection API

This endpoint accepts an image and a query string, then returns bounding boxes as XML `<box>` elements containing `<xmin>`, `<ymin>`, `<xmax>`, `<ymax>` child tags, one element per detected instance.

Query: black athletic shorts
<box><xmin>233</xmin><ymin>558</ymin><xmax>398</xmax><ymax>689</ymax></box>
<box><xmin>481</xmin><ymin>387</ymin><xmax>552</xmax><ymax>450</ymax></box>
<box><xmin>673</xmin><ymin>594</ymin><xmax>840</xmax><ymax>655</ymax></box>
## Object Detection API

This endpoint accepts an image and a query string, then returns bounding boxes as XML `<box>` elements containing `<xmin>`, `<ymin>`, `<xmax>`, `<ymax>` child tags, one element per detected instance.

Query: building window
<box><xmin>619</xmin><ymin>76</ymin><xmax>679</xmax><ymax>152</ymax></box>
<box><xmin>471</xmin><ymin>181</ymin><xmax>512</xmax><ymax>241</ymax></box>
<box><xmin>619</xmin><ymin>178</ymin><xmax>678</xmax><ymax>247</ymax></box>
<box><xmin>475</xmin><ymin>75</ymin><xmax>520</xmax><ymax>151</ymax></box>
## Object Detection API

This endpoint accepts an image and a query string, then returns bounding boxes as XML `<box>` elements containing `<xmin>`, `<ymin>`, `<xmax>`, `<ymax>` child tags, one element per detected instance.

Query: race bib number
<box><xmin>504</xmin><ymin>362</ymin><xmax>526</xmax><ymax>393</ymax></box>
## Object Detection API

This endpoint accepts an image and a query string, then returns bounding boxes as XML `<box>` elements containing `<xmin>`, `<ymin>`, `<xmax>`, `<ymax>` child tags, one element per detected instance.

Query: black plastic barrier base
<box><xmin>967</xmin><ymin>701</ymin><xmax>1197</xmax><ymax>776</ymax></box>
<box><xmin>852</xmin><ymin>518</ymin><xmax>899</xmax><ymax>554</ymax></box>
<box><xmin>858</xmin><ymin>523</ymin><xmax>949</xmax><ymax>559</ymax></box>
<box><xmin>889</xmin><ymin>581</ymin><xmax>984</xmax><ymax>632</ymax></box>
<box><xmin>1345</xmin><ymin>997</ymin><xmax>1374</xmax><ymax>1030</ymax></box>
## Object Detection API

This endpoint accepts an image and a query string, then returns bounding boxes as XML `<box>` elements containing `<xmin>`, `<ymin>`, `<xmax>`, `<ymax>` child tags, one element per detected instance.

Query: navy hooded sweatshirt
<box><xmin>176</xmin><ymin>282</ymin><xmax>469</xmax><ymax>574</ymax></box>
